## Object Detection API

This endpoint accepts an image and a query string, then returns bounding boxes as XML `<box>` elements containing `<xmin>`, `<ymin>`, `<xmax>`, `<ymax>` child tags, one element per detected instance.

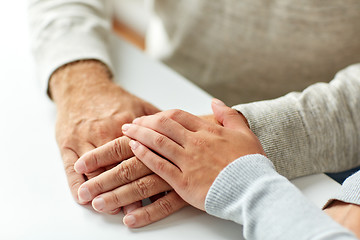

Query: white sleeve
<box><xmin>28</xmin><ymin>0</ymin><xmax>114</xmax><ymax>93</ymax></box>
<box><xmin>324</xmin><ymin>170</ymin><xmax>360</xmax><ymax>208</ymax></box>
<box><xmin>205</xmin><ymin>154</ymin><xmax>357</xmax><ymax>240</ymax></box>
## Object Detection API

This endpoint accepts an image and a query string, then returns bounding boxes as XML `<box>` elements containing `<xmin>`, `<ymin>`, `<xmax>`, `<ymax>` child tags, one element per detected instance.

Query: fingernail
<box><xmin>123</xmin><ymin>214</ymin><xmax>136</xmax><ymax>227</ymax></box>
<box><xmin>129</xmin><ymin>140</ymin><xmax>139</xmax><ymax>150</ymax></box>
<box><xmin>212</xmin><ymin>98</ymin><xmax>226</xmax><ymax>106</ymax></box>
<box><xmin>78</xmin><ymin>186</ymin><xmax>92</xmax><ymax>203</ymax></box>
<box><xmin>122</xmin><ymin>124</ymin><xmax>131</xmax><ymax>132</ymax></box>
<box><xmin>93</xmin><ymin>197</ymin><xmax>105</xmax><ymax>211</ymax></box>
<box><xmin>74</xmin><ymin>160</ymin><xmax>87</xmax><ymax>173</ymax></box>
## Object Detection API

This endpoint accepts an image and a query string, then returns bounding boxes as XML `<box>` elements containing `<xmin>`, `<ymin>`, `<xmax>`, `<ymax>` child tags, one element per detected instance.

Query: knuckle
<box><xmin>69</xmin><ymin>178</ymin><xmax>83</xmax><ymax>193</ymax></box>
<box><xmin>157</xmin><ymin>198</ymin><xmax>174</xmax><ymax>216</ymax></box>
<box><xmin>157</xmin><ymin>116</ymin><xmax>169</xmax><ymax>126</ymax></box>
<box><xmin>154</xmin><ymin>160</ymin><xmax>166</xmax><ymax>173</ymax></box>
<box><xmin>205</xmin><ymin>126</ymin><xmax>221</xmax><ymax>135</ymax></box>
<box><xmin>166</xmin><ymin>109</ymin><xmax>183</xmax><ymax>120</ymax></box>
<box><xmin>111</xmin><ymin>138</ymin><xmax>125</xmax><ymax>160</ymax></box>
<box><xmin>142</xmin><ymin>207</ymin><xmax>152</xmax><ymax>223</ymax></box>
<box><xmin>154</xmin><ymin>135</ymin><xmax>166</xmax><ymax>147</ymax></box>
<box><xmin>114</xmin><ymin>162</ymin><xmax>133</xmax><ymax>183</ymax></box>
<box><xmin>134</xmin><ymin>180</ymin><xmax>149</xmax><ymax>199</ymax></box>
<box><xmin>64</xmin><ymin>162</ymin><xmax>76</xmax><ymax>175</ymax></box>
<box><xmin>88</xmin><ymin>151</ymin><xmax>100</xmax><ymax>169</ymax></box>
<box><xmin>108</xmin><ymin>191</ymin><xmax>122</xmax><ymax>206</ymax></box>
<box><xmin>92</xmin><ymin>179</ymin><xmax>105</xmax><ymax>192</ymax></box>
<box><xmin>134</xmin><ymin>177</ymin><xmax>154</xmax><ymax>199</ymax></box>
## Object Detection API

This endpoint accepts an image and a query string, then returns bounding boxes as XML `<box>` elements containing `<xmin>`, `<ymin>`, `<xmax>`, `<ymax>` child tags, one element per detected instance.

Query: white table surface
<box><xmin>0</xmin><ymin>1</ymin><xmax>341</xmax><ymax>239</ymax></box>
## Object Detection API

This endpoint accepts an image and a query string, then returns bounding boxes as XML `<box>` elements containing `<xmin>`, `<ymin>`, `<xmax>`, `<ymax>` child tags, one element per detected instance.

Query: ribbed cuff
<box><xmin>232</xmin><ymin>94</ymin><xmax>312</xmax><ymax>180</ymax></box>
<box><xmin>205</xmin><ymin>154</ymin><xmax>276</xmax><ymax>222</ymax></box>
<box><xmin>324</xmin><ymin>170</ymin><xmax>360</xmax><ymax>209</ymax></box>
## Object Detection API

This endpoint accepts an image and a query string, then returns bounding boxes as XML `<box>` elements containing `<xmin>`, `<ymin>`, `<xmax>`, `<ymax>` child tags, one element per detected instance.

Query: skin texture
<box><xmin>324</xmin><ymin>200</ymin><xmax>360</xmax><ymax>238</ymax></box>
<box><xmin>51</xmin><ymin>60</ymin><xmax>360</xmax><ymax>232</ymax></box>
<box><xmin>51</xmin><ymin>59</ymin><xmax>218</xmax><ymax>226</ymax></box>
<box><xmin>50</xmin><ymin>60</ymin><xmax>161</xmax><ymax>215</ymax></box>
<box><xmin>123</xmin><ymin>99</ymin><xmax>360</xmax><ymax>235</ymax></box>
<box><xmin>74</xmin><ymin>136</ymin><xmax>188</xmax><ymax>228</ymax></box>
<box><xmin>73</xmin><ymin>115</ymin><xmax>221</xmax><ymax>227</ymax></box>
<box><xmin>122</xmin><ymin>99</ymin><xmax>264</xmax><ymax>212</ymax></box>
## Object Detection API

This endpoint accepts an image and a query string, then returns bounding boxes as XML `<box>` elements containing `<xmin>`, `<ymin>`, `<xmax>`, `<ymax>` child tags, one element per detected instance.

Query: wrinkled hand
<box><xmin>123</xmin><ymin>99</ymin><xmax>264</xmax><ymax>210</ymax></box>
<box><xmin>50</xmin><ymin>60</ymin><xmax>159</xmax><ymax>207</ymax></box>
<box><xmin>324</xmin><ymin>200</ymin><xmax>360</xmax><ymax>238</ymax></box>
<box><xmin>70</xmin><ymin>114</ymin><xmax>220</xmax><ymax>227</ymax></box>
<box><xmin>74</xmin><ymin>136</ymin><xmax>187</xmax><ymax>228</ymax></box>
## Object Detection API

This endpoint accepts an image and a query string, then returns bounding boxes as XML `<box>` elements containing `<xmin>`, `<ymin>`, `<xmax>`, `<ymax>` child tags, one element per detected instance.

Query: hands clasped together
<box><xmin>72</xmin><ymin>98</ymin><xmax>264</xmax><ymax>228</ymax></box>
<box><xmin>51</xmin><ymin>60</ymin><xmax>263</xmax><ymax>228</ymax></box>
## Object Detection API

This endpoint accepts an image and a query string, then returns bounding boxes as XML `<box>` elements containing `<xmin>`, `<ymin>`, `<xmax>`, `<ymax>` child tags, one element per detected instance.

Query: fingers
<box><xmin>77</xmin><ymin>157</ymin><xmax>152</xmax><ymax>204</ymax></box>
<box><xmin>74</xmin><ymin>142</ymin><xmax>105</xmax><ymax>180</ymax></box>
<box><xmin>61</xmin><ymin>148</ymin><xmax>86</xmax><ymax>203</ymax></box>
<box><xmin>129</xmin><ymin>140</ymin><xmax>182</xmax><ymax>186</ymax></box>
<box><xmin>88</xmin><ymin>119</ymin><xmax>124</xmax><ymax>148</ymax></box>
<box><xmin>91</xmin><ymin>174</ymin><xmax>172</xmax><ymax>212</ymax></box>
<box><xmin>131</xmin><ymin>114</ymin><xmax>189</xmax><ymax>145</ymax></box>
<box><xmin>74</xmin><ymin>136</ymin><xmax>133</xmax><ymax>174</ymax></box>
<box><xmin>211</xmin><ymin>98</ymin><xmax>249</xmax><ymax>129</ymax></box>
<box><xmin>154</xmin><ymin>109</ymin><xmax>204</xmax><ymax>132</ymax></box>
<box><xmin>122</xmin><ymin>124</ymin><xmax>184</xmax><ymax>162</ymax></box>
<box><xmin>123</xmin><ymin>191</ymin><xmax>188</xmax><ymax>228</ymax></box>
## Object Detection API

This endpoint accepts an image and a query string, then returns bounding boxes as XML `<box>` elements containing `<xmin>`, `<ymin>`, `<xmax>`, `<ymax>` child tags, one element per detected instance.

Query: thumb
<box><xmin>211</xmin><ymin>99</ymin><xmax>249</xmax><ymax>130</ymax></box>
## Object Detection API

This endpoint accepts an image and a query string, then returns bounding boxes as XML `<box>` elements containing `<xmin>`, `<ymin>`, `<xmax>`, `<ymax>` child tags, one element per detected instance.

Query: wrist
<box><xmin>325</xmin><ymin>200</ymin><xmax>360</xmax><ymax>237</ymax></box>
<box><xmin>237</xmin><ymin>111</ymin><xmax>249</xmax><ymax>128</ymax></box>
<box><xmin>49</xmin><ymin>60</ymin><xmax>113</xmax><ymax>103</ymax></box>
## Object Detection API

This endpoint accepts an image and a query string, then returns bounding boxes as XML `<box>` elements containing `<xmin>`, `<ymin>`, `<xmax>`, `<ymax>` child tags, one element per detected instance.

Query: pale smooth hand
<box><xmin>123</xmin><ymin>99</ymin><xmax>264</xmax><ymax>210</ymax></box>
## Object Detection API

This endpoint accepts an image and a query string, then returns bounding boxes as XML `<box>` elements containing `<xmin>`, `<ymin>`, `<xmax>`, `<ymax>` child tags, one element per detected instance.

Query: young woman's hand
<box><xmin>122</xmin><ymin>99</ymin><xmax>265</xmax><ymax>210</ymax></box>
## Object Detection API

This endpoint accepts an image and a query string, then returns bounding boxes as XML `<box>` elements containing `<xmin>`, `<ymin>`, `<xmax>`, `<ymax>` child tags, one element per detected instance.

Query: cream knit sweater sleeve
<box><xmin>28</xmin><ymin>0</ymin><xmax>114</xmax><ymax>93</ymax></box>
<box><xmin>233</xmin><ymin>64</ymin><xmax>360</xmax><ymax>179</ymax></box>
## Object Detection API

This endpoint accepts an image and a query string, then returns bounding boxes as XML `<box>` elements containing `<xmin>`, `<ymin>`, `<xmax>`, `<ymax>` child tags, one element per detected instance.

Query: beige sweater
<box><xmin>29</xmin><ymin>0</ymin><xmax>360</xmax><ymax>179</ymax></box>
<box><xmin>149</xmin><ymin>1</ymin><xmax>360</xmax><ymax>105</ymax></box>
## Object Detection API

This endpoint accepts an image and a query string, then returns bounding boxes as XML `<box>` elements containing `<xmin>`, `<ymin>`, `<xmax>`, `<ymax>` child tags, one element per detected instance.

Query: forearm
<box><xmin>205</xmin><ymin>155</ymin><xmax>356</xmax><ymax>240</ymax></box>
<box><xmin>49</xmin><ymin>60</ymin><xmax>113</xmax><ymax>103</ymax></box>
<box><xmin>233</xmin><ymin>64</ymin><xmax>360</xmax><ymax>179</ymax></box>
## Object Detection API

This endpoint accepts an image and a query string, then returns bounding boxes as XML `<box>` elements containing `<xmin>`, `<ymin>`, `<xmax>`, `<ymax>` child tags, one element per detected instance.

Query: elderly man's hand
<box><xmin>74</xmin><ymin>136</ymin><xmax>188</xmax><ymax>228</ymax></box>
<box><xmin>50</xmin><ymin>60</ymin><xmax>160</xmax><ymax>210</ymax></box>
